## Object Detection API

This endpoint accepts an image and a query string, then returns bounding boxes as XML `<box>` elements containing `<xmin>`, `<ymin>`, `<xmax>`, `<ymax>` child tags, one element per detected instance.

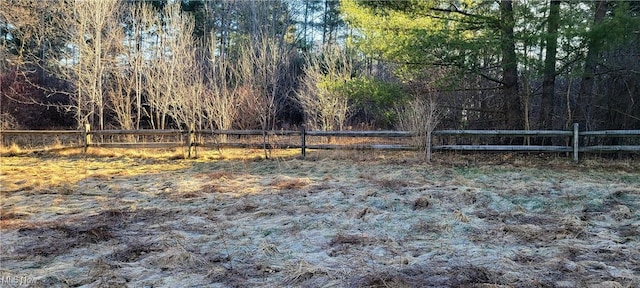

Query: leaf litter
<box><xmin>1</xmin><ymin>154</ymin><xmax>639</xmax><ymax>287</ymax></box>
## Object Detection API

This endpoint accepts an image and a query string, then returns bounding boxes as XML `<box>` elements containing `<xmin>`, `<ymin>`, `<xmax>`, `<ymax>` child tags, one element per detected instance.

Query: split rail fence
<box><xmin>1</xmin><ymin>123</ymin><xmax>639</xmax><ymax>162</ymax></box>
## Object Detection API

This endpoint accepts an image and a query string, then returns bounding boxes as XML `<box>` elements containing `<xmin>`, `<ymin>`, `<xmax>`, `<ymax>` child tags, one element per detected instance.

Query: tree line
<box><xmin>1</xmin><ymin>0</ymin><xmax>639</xmax><ymax>133</ymax></box>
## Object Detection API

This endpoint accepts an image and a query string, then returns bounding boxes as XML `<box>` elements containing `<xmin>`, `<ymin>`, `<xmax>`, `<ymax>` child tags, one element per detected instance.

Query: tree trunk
<box><xmin>304</xmin><ymin>0</ymin><xmax>310</xmax><ymax>46</ymax></box>
<box><xmin>322</xmin><ymin>0</ymin><xmax>328</xmax><ymax>45</ymax></box>
<box><xmin>540</xmin><ymin>0</ymin><xmax>560</xmax><ymax>130</ymax></box>
<box><xmin>500</xmin><ymin>0</ymin><xmax>523</xmax><ymax>130</ymax></box>
<box><xmin>577</xmin><ymin>0</ymin><xmax>608</xmax><ymax>130</ymax></box>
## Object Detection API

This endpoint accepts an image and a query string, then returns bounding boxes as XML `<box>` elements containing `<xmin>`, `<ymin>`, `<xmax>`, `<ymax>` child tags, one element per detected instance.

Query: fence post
<box><xmin>300</xmin><ymin>124</ymin><xmax>306</xmax><ymax>159</ymax></box>
<box><xmin>187</xmin><ymin>123</ymin><xmax>195</xmax><ymax>159</ymax></box>
<box><xmin>83</xmin><ymin>123</ymin><xmax>91</xmax><ymax>154</ymax></box>
<box><xmin>573</xmin><ymin>123</ymin><xmax>579</xmax><ymax>163</ymax></box>
<box><xmin>426</xmin><ymin>130</ymin><xmax>432</xmax><ymax>162</ymax></box>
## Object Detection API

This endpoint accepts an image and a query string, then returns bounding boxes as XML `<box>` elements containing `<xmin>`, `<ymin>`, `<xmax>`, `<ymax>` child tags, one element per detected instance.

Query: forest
<box><xmin>1</xmin><ymin>0</ymin><xmax>639</xmax><ymax>132</ymax></box>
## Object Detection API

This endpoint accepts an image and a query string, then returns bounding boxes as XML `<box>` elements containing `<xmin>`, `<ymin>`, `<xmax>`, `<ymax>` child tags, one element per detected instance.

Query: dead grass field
<box><xmin>1</xmin><ymin>149</ymin><xmax>639</xmax><ymax>287</ymax></box>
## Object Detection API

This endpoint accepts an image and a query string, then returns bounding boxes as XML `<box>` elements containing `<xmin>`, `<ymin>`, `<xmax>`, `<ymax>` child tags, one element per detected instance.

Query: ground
<box><xmin>1</xmin><ymin>150</ymin><xmax>639</xmax><ymax>287</ymax></box>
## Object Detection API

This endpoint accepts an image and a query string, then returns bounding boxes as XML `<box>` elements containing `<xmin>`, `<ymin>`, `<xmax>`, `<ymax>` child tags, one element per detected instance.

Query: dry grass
<box><xmin>412</xmin><ymin>196</ymin><xmax>431</xmax><ymax>210</ymax></box>
<box><xmin>1</xmin><ymin>151</ymin><xmax>639</xmax><ymax>287</ymax></box>
<box><xmin>0</xmin><ymin>143</ymin><xmax>22</xmax><ymax>156</ymax></box>
<box><xmin>270</xmin><ymin>176</ymin><xmax>310</xmax><ymax>190</ymax></box>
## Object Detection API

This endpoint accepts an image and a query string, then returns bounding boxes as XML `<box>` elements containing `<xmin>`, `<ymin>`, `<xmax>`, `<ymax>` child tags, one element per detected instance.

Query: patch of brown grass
<box><xmin>411</xmin><ymin>219</ymin><xmax>450</xmax><ymax>234</ymax></box>
<box><xmin>413</xmin><ymin>196</ymin><xmax>431</xmax><ymax>210</ymax></box>
<box><xmin>270</xmin><ymin>177</ymin><xmax>309</xmax><ymax>190</ymax></box>
<box><xmin>208</xmin><ymin>171</ymin><xmax>237</xmax><ymax>180</ymax></box>
<box><xmin>376</xmin><ymin>178</ymin><xmax>411</xmax><ymax>189</ymax></box>
<box><xmin>14</xmin><ymin>223</ymin><xmax>114</xmax><ymax>258</ymax></box>
<box><xmin>146</xmin><ymin>246</ymin><xmax>209</xmax><ymax>271</ymax></box>
<box><xmin>501</xmin><ymin>216</ymin><xmax>588</xmax><ymax>243</ymax></box>
<box><xmin>0</xmin><ymin>208</ymin><xmax>30</xmax><ymax>221</ymax></box>
<box><xmin>284</xmin><ymin>261</ymin><xmax>331</xmax><ymax>286</ymax></box>
<box><xmin>224</xmin><ymin>200</ymin><xmax>260</xmax><ymax>215</ymax></box>
<box><xmin>359</xmin><ymin>173</ymin><xmax>412</xmax><ymax>190</ymax></box>
<box><xmin>200</xmin><ymin>183</ymin><xmax>223</xmax><ymax>194</ymax></box>
<box><xmin>349</xmin><ymin>272</ymin><xmax>414</xmax><ymax>288</ymax></box>
<box><xmin>448</xmin><ymin>265</ymin><xmax>504</xmax><ymax>287</ymax></box>
<box><xmin>179</xmin><ymin>191</ymin><xmax>206</xmax><ymax>199</ymax></box>
<box><xmin>107</xmin><ymin>241</ymin><xmax>162</xmax><ymax>263</ymax></box>
<box><xmin>330</xmin><ymin>233</ymin><xmax>370</xmax><ymax>246</ymax></box>
<box><xmin>0</xmin><ymin>143</ymin><xmax>23</xmax><ymax>156</ymax></box>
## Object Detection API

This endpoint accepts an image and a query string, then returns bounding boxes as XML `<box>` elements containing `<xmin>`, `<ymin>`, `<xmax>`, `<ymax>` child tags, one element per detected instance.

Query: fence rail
<box><xmin>433</xmin><ymin>130</ymin><xmax>573</xmax><ymax>137</ymax></box>
<box><xmin>1</xmin><ymin>124</ymin><xmax>639</xmax><ymax>162</ymax></box>
<box><xmin>432</xmin><ymin>145</ymin><xmax>572</xmax><ymax>152</ymax></box>
<box><xmin>580</xmin><ymin>130</ymin><xmax>640</xmax><ymax>137</ymax></box>
<box><xmin>306</xmin><ymin>130</ymin><xmax>414</xmax><ymax>137</ymax></box>
<box><xmin>1</xmin><ymin>130</ymin><xmax>83</xmax><ymax>135</ymax></box>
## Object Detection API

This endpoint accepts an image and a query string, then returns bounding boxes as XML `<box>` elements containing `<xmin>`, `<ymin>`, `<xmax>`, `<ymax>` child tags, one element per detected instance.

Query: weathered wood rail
<box><xmin>1</xmin><ymin>124</ymin><xmax>639</xmax><ymax>162</ymax></box>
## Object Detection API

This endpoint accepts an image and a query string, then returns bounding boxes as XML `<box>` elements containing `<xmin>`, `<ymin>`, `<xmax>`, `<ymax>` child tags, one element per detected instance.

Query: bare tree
<box><xmin>107</xmin><ymin>2</ymin><xmax>161</xmax><ymax>131</ymax></box>
<box><xmin>111</xmin><ymin>2</ymin><xmax>205</xmax><ymax>134</ymax></box>
<box><xmin>235</xmin><ymin>33</ymin><xmax>291</xmax><ymax>157</ymax></box>
<box><xmin>236</xmin><ymin>36</ymin><xmax>279</xmax><ymax>130</ymax></box>
<box><xmin>202</xmin><ymin>34</ymin><xmax>240</xmax><ymax>137</ymax></box>
<box><xmin>396</xmin><ymin>95</ymin><xmax>440</xmax><ymax>160</ymax></box>
<box><xmin>296</xmin><ymin>45</ymin><xmax>351</xmax><ymax>131</ymax></box>
<box><xmin>1</xmin><ymin>1</ymin><xmax>78</xmax><ymax>128</ymax></box>
<box><xmin>145</xmin><ymin>3</ymin><xmax>203</xmax><ymax>130</ymax></box>
<box><xmin>78</xmin><ymin>0</ymin><xmax>121</xmax><ymax>130</ymax></box>
<box><xmin>167</xmin><ymin>4</ymin><xmax>205</xmax><ymax>131</ymax></box>
<box><xmin>124</xmin><ymin>2</ymin><xmax>159</xmax><ymax>130</ymax></box>
<box><xmin>54</xmin><ymin>0</ymin><xmax>122</xmax><ymax>129</ymax></box>
<box><xmin>107</xmin><ymin>59</ymin><xmax>134</xmax><ymax>130</ymax></box>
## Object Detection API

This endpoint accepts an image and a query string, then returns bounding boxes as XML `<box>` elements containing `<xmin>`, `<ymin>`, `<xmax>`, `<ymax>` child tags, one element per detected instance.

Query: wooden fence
<box><xmin>1</xmin><ymin>123</ymin><xmax>639</xmax><ymax>162</ymax></box>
